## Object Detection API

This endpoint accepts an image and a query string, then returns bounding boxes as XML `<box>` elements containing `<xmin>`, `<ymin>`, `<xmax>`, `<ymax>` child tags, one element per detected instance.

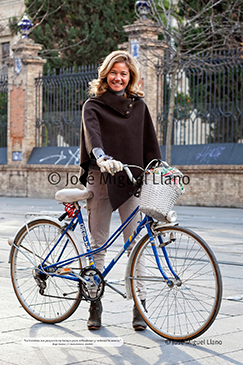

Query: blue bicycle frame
<box><xmin>39</xmin><ymin>205</ymin><xmax>177</xmax><ymax>286</ymax></box>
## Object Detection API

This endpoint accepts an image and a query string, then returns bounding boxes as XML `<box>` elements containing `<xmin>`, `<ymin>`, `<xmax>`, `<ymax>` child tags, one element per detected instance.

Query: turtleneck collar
<box><xmin>108</xmin><ymin>87</ymin><xmax>126</xmax><ymax>96</ymax></box>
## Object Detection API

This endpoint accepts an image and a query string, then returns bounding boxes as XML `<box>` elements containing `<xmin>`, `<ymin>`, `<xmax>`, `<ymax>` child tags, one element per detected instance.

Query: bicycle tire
<box><xmin>10</xmin><ymin>219</ymin><xmax>82</xmax><ymax>324</ymax></box>
<box><xmin>130</xmin><ymin>225</ymin><xmax>222</xmax><ymax>341</ymax></box>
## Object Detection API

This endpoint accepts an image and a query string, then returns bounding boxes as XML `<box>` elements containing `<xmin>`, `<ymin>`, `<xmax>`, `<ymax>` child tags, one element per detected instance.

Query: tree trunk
<box><xmin>165</xmin><ymin>64</ymin><xmax>178</xmax><ymax>165</ymax></box>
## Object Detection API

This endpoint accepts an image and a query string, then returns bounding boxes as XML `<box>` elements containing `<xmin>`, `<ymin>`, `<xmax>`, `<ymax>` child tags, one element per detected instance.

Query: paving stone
<box><xmin>0</xmin><ymin>197</ymin><xmax>243</xmax><ymax>364</ymax></box>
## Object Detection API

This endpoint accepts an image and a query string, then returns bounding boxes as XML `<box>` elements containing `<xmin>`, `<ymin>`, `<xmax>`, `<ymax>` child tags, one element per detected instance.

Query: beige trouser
<box><xmin>86</xmin><ymin>169</ymin><xmax>146</xmax><ymax>300</ymax></box>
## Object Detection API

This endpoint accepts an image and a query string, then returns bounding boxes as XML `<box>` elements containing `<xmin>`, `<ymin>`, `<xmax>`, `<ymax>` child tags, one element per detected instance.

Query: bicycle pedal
<box><xmin>56</xmin><ymin>268</ymin><xmax>72</xmax><ymax>275</ymax></box>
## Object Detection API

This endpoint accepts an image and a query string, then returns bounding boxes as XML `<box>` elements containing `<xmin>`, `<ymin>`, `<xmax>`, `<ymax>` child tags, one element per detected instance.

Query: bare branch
<box><xmin>29</xmin><ymin>2</ymin><xmax>65</xmax><ymax>33</ymax></box>
<box><xmin>39</xmin><ymin>35</ymin><xmax>88</xmax><ymax>56</ymax></box>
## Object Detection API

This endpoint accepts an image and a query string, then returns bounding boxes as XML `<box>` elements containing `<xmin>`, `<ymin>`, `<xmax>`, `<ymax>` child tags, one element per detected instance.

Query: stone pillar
<box><xmin>122</xmin><ymin>19</ymin><xmax>164</xmax><ymax>127</ymax></box>
<box><xmin>7</xmin><ymin>38</ymin><xmax>46</xmax><ymax>165</ymax></box>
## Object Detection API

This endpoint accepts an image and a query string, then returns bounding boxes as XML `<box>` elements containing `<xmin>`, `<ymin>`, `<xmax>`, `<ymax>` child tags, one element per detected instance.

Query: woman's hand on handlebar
<box><xmin>97</xmin><ymin>156</ymin><xmax>123</xmax><ymax>176</ymax></box>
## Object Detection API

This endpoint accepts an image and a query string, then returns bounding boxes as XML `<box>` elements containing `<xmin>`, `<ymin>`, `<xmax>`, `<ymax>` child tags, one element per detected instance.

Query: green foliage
<box><xmin>21</xmin><ymin>0</ymin><xmax>135</xmax><ymax>72</ymax></box>
<box><xmin>154</xmin><ymin>0</ymin><xmax>174</xmax><ymax>27</ymax></box>
<box><xmin>174</xmin><ymin>93</ymin><xmax>191</xmax><ymax>120</ymax></box>
<box><xmin>9</xmin><ymin>16</ymin><xmax>19</xmax><ymax>36</ymax></box>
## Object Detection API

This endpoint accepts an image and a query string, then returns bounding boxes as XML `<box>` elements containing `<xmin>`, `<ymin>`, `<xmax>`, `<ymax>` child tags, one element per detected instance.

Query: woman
<box><xmin>80</xmin><ymin>50</ymin><xmax>161</xmax><ymax>330</ymax></box>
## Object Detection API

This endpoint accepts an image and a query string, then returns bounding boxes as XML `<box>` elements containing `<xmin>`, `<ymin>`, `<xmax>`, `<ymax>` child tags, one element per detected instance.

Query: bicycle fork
<box><xmin>146</xmin><ymin>223</ymin><xmax>182</xmax><ymax>287</ymax></box>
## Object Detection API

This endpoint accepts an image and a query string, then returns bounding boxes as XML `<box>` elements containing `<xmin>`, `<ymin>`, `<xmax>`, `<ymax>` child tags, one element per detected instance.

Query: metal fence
<box><xmin>0</xmin><ymin>74</ymin><xmax>8</xmax><ymax>148</ymax></box>
<box><xmin>35</xmin><ymin>50</ymin><xmax>243</xmax><ymax>148</ymax></box>
<box><xmin>35</xmin><ymin>65</ymin><xmax>98</xmax><ymax>147</ymax></box>
<box><xmin>156</xmin><ymin>50</ymin><xmax>243</xmax><ymax>145</ymax></box>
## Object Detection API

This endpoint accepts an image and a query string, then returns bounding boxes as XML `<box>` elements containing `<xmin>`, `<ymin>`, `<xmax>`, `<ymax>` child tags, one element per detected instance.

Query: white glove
<box><xmin>97</xmin><ymin>156</ymin><xmax>123</xmax><ymax>175</ymax></box>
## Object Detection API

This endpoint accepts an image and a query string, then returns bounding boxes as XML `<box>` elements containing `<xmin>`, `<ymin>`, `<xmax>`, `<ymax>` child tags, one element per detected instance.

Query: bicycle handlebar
<box><xmin>123</xmin><ymin>164</ymin><xmax>144</xmax><ymax>197</ymax></box>
<box><xmin>123</xmin><ymin>165</ymin><xmax>137</xmax><ymax>184</ymax></box>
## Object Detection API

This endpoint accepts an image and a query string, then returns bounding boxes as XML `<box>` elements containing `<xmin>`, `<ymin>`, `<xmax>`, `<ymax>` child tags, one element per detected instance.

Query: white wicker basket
<box><xmin>139</xmin><ymin>165</ymin><xmax>184</xmax><ymax>221</ymax></box>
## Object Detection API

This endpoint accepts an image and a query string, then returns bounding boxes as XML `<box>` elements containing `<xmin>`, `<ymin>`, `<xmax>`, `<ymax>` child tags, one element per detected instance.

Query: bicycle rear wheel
<box><xmin>130</xmin><ymin>226</ymin><xmax>222</xmax><ymax>341</ymax></box>
<box><xmin>10</xmin><ymin>219</ymin><xmax>82</xmax><ymax>323</ymax></box>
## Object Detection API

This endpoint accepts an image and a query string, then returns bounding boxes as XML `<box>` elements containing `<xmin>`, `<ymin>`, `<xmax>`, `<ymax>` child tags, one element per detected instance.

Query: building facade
<box><xmin>0</xmin><ymin>0</ymin><xmax>25</xmax><ymax>73</ymax></box>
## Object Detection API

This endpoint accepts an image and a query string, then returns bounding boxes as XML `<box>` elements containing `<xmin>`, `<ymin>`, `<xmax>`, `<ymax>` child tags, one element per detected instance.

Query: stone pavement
<box><xmin>0</xmin><ymin>196</ymin><xmax>243</xmax><ymax>365</ymax></box>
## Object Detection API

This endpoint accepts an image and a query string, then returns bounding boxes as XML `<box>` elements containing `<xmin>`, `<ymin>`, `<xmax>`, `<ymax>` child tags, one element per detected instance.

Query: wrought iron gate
<box><xmin>35</xmin><ymin>65</ymin><xmax>98</xmax><ymax>147</ymax></box>
<box><xmin>156</xmin><ymin>50</ymin><xmax>243</xmax><ymax>145</ymax></box>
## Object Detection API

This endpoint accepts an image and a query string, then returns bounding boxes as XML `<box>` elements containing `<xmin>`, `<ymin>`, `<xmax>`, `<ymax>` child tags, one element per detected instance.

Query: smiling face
<box><xmin>107</xmin><ymin>62</ymin><xmax>130</xmax><ymax>93</ymax></box>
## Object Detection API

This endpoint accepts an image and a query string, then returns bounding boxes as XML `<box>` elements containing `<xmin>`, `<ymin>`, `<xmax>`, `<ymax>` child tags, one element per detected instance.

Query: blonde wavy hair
<box><xmin>89</xmin><ymin>50</ymin><xmax>144</xmax><ymax>97</ymax></box>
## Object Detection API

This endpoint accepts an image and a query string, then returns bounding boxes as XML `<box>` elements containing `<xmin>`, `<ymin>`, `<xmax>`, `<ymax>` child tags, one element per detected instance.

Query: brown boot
<box><xmin>87</xmin><ymin>299</ymin><xmax>102</xmax><ymax>330</ymax></box>
<box><xmin>132</xmin><ymin>299</ymin><xmax>147</xmax><ymax>331</ymax></box>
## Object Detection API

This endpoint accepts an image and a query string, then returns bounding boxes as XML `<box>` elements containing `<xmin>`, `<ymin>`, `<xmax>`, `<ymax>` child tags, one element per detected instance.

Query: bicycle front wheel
<box><xmin>10</xmin><ymin>219</ymin><xmax>82</xmax><ymax>323</ymax></box>
<box><xmin>130</xmin><ymin>226</ymin><xmax>222</xmax><ymax>341</ymax></box>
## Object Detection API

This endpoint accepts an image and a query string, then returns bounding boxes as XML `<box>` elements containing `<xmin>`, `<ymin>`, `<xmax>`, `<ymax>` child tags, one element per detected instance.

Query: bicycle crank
<box><xmin>79</xmin><ymin>267</ymin><xmax>105</xmax><ymax>302</ymax></box>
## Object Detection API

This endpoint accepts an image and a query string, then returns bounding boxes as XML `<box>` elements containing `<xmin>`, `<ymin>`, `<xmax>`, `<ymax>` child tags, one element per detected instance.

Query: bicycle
<box><xmin>9</xmin><ymin>161</ymin><xmax>222</xmax><ymax>341</ymax></box>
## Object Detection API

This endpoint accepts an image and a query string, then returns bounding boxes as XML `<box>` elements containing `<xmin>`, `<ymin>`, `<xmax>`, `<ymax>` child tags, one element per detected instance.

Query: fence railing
<box><xmin>156</xmin><ymin>50</ymin><xmax>243</xmax><ymax>145</ymax></box>
<box><xmin>35</xmin><ymin>51</ymin><xmax>243</xmax><ymax>148</ymax></box>
<box><xmin>0</xmin><ymin>74</ymin><xmax>8</xmax><ymax>148</ymax></box>
<box><xmin>35</xmin><ymin>65</ymin><xmax>98</xmax><ymax>147</ymax></box>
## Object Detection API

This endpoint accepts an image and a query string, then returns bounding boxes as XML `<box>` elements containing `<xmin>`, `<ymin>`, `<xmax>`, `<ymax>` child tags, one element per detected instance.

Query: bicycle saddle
<box><xmin>55</xmin><ymin>188</ymin><xmax>94</xmax><ymax>203</ymax></box>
